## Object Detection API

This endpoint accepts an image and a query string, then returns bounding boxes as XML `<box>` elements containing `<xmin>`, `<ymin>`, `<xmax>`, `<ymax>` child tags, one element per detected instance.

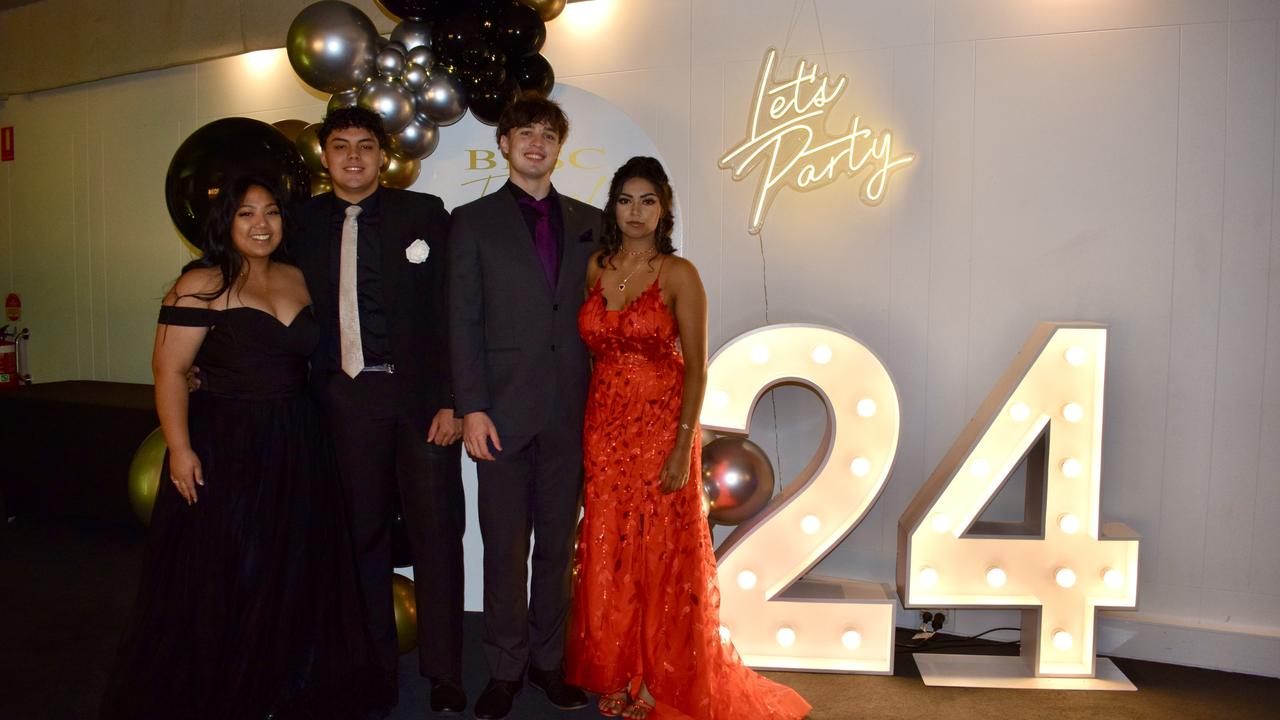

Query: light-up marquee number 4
<box><xmin>701</xmin><ymin>325</ymin><xmax>900</xmax><ymax>673</ymax></box>
<box><xmin>898</xmin><ymin>323</ymin><xmax>1139</xmax><ymax>679</ymax></box>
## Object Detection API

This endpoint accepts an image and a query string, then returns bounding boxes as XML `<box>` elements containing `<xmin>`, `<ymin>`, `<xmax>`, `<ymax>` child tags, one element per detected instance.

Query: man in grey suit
<box><xmin>448</xmin><ymin>93</ymin><xmax>599</xmax><ymax>720</ymax></box>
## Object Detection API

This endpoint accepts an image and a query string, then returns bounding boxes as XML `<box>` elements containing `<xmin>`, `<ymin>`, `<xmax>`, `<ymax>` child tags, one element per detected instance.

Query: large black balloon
<box><xmin>433</xmin><ymin>12</ymin><xmax>488</xmax><ymax>65</ymax></box>
<box><xmin>460</xmin><ymin>53</ymin><xmax>507</xmax><ymax>89</ymax></box>
<box><xmin>468</xmin><ymin>78</ymin><xmax>520</xmax><ymax>125</ymax></box>
<box><xmin>376</xmin><ymin>0</ymin><xmax>454</xmax><ymax>21</ymax></box>
<box><xmin>510</xmin><ymin>53</ymin><xmax>554</xmax><ymax>96</ymax></box>
<box><xmin>488</xmin><ymin>1</ymin><xmax>546</xmax><ymax>58</ymax></box>
<box><xmin>701</xmin><ymin>437</ymin><xmax>776</xmax><ymax>525</ymax></box>
<box><xmin>165</xmin><ymin>118</ymin><xmax>310</xmax><ymax>244</ymax></box>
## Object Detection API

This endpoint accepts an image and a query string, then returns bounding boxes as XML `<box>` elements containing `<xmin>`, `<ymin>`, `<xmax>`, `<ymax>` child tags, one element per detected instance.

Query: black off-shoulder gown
<box><xmin>101</xmin><ymin>305</ymin><xmax>386</xmax><ymax>720</ymax></box>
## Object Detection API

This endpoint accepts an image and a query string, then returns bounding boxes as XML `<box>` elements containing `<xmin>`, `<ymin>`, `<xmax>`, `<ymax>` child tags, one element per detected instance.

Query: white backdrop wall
<box><xmin>0</xmin><ymin>0</ymin><xmax>1277</xmax><ymax>676</ymax></box>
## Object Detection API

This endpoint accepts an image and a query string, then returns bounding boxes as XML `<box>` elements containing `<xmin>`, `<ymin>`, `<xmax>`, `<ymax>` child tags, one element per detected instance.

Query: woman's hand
<box><xmin>168</xmin><ymin>447</ymin><xmax>204</xmax><ymax>505</ymax></box>
<box><xmin>659</xmin><ymin>442</ymin><xmax>693</xmax><ymax>494</ymax></box>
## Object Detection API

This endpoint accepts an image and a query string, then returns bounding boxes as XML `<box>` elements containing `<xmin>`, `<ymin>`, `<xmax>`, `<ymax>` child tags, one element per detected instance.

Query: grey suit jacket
<box><xmin>448</xmin><ymin>187</ymin><xmax>602</xmax><ymax>439</ymax></box>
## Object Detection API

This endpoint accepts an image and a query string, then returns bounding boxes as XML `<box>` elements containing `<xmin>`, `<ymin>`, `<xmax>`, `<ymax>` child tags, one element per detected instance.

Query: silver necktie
<box><xmin>339</xmin><ymin>204</ymin><xmax>364</xmax><ymax>379</ymax></box>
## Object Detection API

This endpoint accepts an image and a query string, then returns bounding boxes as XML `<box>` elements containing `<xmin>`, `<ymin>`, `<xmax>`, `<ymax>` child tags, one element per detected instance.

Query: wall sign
<box><xmin>718</xmin><ymin>48</ymin><xmax>915</xmax><ymax>235</ymax></box>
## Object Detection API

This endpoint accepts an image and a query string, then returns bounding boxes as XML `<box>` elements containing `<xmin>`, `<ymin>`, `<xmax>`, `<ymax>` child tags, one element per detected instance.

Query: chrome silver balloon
<box><xmin>390</xmin><ymin>117</ymin><xmax>440</xmax><ymax>159</ymax></box>
<box><xmin>391</xmin><ymin>19</ymin><xmax>433</xmax><ymax>53</ymax></box>
<box><xmin>359</xmin><ymin>77</ymin><xmax>416</xmax><ymax>134</ymax></box>
<box><xmin>406</xmin><ymin>46</ymin><xmax>434</xmax><ymax>70</ymax></box>
<box><xmin>286</xmin><ymin>1</ymin><xmax>379</xmax><ymax>94</ymax></box>
<box><xmin>413</xmin><ymin>72</ymin><xmax>467</xmax><ymax>127</ymax></box>
<box><xmin>327</xmin><ymin>88</ymin><xmax>360</xmax><ymax>114</ymax></box>
<box><xmin>376</xmin><ymin>46</ymin><xmax>406</xmax><ymax>78</ymax></box>
<box><xmin>403</xmin><ymin>63</ymin><xmax>429</xmax><ymax>91</ymax></box>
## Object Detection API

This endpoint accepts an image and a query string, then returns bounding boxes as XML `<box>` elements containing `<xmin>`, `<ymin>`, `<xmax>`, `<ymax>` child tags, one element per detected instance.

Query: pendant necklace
<box><xmin>617</xmin><ymin>248</ymin><xmax>655</xmax><ymax>291</ymax></box>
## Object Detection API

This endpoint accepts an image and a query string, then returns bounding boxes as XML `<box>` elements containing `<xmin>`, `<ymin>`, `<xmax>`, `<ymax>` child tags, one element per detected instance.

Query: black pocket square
<box><xmin>577</xmin><ymin>229</ymin><xmax>595</xmax><ymax>243</ymax></box>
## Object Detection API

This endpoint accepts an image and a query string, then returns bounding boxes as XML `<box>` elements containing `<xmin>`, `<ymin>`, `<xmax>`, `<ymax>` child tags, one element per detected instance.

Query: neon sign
<box><xmin>719</xmin><ymin>48</ymin><xmax>916</xmax><ymax>235</ymax></box>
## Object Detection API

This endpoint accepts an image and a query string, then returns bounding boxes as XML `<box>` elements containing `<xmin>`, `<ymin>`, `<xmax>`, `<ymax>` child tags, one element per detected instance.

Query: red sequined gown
<box><xmin>567</xmin><ymin>273</ymin><xmax>811</xmax><ymax>720</ymax></box>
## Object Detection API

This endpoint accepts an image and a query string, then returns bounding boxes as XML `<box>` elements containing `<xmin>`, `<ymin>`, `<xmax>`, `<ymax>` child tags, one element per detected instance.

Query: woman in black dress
<box><xmin>102</xmin><ymin>175</ymin><xmax>384</xmax><ymax>720</ymax></box>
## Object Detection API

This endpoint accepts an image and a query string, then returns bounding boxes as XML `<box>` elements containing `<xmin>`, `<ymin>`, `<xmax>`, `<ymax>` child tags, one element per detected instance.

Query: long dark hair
<box><xmin>179</xmin><ymin>174</ymin><xmax>291</xmax><ymax>302</ymax></box>
<box><xmin>597</xmin><ymin>156</ymin><xmax>676</xmax><ymax>267</ymax></box>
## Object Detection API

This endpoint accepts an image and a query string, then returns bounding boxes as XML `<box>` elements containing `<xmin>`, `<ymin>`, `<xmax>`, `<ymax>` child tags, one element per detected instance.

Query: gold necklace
<box><xmin>616</xmin><ymin>252</ymin><xmax>655</xmax><ymax>291</ymax></box>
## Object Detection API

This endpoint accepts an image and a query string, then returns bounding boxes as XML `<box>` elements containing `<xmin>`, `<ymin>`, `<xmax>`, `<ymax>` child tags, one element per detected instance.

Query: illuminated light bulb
<box><xmin>1055</xmin><ymin>567</ymin><xmax>1077</xmax><ymax>588</ymax></box>
<box><xmin>856</xmin><ymin>398</ymin><xmax>877</xmax><ymax>418</ymax></box>
<box><xmin>985</xmin><ymin>567</ymin><xmax>1007</xmax><ymax>588</ymax></box>
<box><xmin>737</xmin><ymin>570</ymin><xmax>758</xmax><ymax>590</ymax></box>
<box><xmin>1009</xmin><ymin>402</ymin><xmax>1031</xmax><ymax>422</ymax></box>
<box><xmin>776</xmin><ymin>626</ymin><xmax>797</xmax><ymax>647</ymax></box>
<box><xmin>1102</xmin><ymin>567</ymin><xmax>1124</xmax><ymax>588</ymax></box>
<box><xmin>718</xmin><ymin>625</ymin><xmax>732</xmax><ymax>643</ymax></box>
<box><xmin>970</xmin><ymin>458</ymin><xmax>991</xmax><ymax>477</ymax></box>
<box><xmin>1065</xmin><ymin>346</ymin><xmax>1087</xmax><ymax>366</ymax></box>
<box><xmin>1057</xmin><ymin>513</ymin><xmax>1081</xmax><ymax>535</ymax></box>
<box><xmin>1052</xmin><ymin>630</ymin><xmax>1073</xmax><ymax>651</ymax></box>
<box><xmin>749</xmin><ymin>346</ymin><xmax>771</xmax><ymax>365</ymax></box>
<box><xmin>800</xmin><ymin>515</ymin><xmax>821</xmax><ymax>535</ymax></box>
<box><xmin>918</xmin><ymin>567</ymin><xmax>939</xmax><ymax>587</ymax></box>
<box><xmin>710</xmin><ymin>390</ymin><xmax>730</xmax><ymax>409</ymax></box>
<box><xmin>1061</xmin><ymin>457</ymin><xmax>1083</xmax><ymax>478</ymax></box>
<box><xmin>1062</xmin><ymin>403</ymin><xmax>1084</xmax><ymax>423</ymax></box>
<box><xmin>849</xmin><ymin>457</ymin><xmax>871</xmax><ymax>477</ymax></box>
<box><xmin>811</xmin><ymin>344</ymin><xmax>833</xmax><ymax>365</ymax></box>
<box><xmin>841</xmin><ymin>629</ymin><xmax>862</xmax><ymax>650</ymax></box>
<box><xmin>930</xmin><ymin>513</ymin><xmax>952</xmax><ymax>533</ymax></box>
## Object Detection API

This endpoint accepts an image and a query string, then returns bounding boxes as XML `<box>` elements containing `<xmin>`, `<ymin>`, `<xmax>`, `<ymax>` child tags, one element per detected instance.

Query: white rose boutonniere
<box><xmin>405</xmin><ymin>239</ymin><xmax>430</xmax><ymax>264</ymax></box>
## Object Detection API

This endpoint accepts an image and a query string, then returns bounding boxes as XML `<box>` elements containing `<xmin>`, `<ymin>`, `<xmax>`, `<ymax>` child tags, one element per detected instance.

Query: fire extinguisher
<box><xmin>0</xmin><ymin>325</ymin><xmax>28</xmax><ymax>388</ymax></box>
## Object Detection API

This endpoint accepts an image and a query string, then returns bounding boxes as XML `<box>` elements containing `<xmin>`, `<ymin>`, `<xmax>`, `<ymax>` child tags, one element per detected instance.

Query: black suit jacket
<box><xmin>448</xmin><ymin>187</ymin><xmax>602</xmax><ymax>438</ymax></box>
<box><xmin>291</xmin><ymin>187</ymin><xmax>453</xmax><ymax>431</ymax></box>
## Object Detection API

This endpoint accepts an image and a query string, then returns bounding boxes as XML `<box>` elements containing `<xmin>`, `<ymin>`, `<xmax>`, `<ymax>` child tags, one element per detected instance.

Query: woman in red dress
<box><xmin>567</xmin><ymin>156</ymin><xmax>811</xmax><ymax>720</ymax></box>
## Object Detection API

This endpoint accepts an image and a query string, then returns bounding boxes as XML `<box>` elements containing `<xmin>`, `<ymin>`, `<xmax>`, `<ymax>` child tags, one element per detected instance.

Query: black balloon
<box><xmin>488</xmin><ymin>0</ymin><xmax>545</xmax><ymax>58</ymax></box>
<box><xmin>461</xmin><ymin>54</ymin><xmax>507</xmax><ymax>88</ymax></box>
<box><xmin>433</xmin><ymin>12</ymin><xmax>488</xmax><ymax>65</ymax></box>
<box><xmin>510</xmin><ymin>53</ymin><xmax>554</xmax><ymax>95</ymax></box>
<box><xmin>377</xmin><ymin>0</ymin><xmax>453</xmax><ymax>22</ymax></box>
<box><xmin>468</xmin><ymin>78</ymin><xmax>519</xmax><ymax>125</ymax></box>
<box><xmin>701</xmin><ymin>437</ymin><xmax>776</xmax><ymax>525</ymax></box>
<box><xmin>165</xmin><ymin>118</ymin><xmax>310</xmax><ymax>244</ymax></box>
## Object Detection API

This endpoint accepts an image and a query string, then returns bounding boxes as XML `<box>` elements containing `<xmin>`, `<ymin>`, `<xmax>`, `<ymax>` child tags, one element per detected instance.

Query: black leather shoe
<box><xmin>474</xmin><ymin>679</ymin><xmax>521</xmax><ymax>720</ymax></box>
<box><xmin>528</xmin><ymin>666</ymin><xmax>589</xmax><ymax>711</ymax></box>
<box><xmin>429</xmin><ymin>675</ymin><xmax>467</xmax><ymax>714</ymax></box>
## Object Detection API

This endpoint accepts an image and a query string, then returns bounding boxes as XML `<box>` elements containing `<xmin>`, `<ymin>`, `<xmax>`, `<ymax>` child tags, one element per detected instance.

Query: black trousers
<box><xmin>325</xmin><ymin>372</ymin><xmax>465</xmax><ymax>680</ymax></box>
<box><xmin>476</xmin><ymin>392</ymin><xmax>583</xmax><ymax>681</ymax></box>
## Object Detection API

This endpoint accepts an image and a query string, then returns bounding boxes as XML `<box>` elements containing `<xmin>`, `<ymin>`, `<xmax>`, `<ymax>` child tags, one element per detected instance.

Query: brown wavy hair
<box><xmin>597</xmin><ymin>156</ymin><xmax>676</xmax><ymax>268</ymax></box>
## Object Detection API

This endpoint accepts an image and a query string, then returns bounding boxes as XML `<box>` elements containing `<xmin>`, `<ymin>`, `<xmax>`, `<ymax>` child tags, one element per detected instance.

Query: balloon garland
<box><xmin>286</xmin><ymin>0</ymin><xmax>566</xmax><ymax>190</ymax></box>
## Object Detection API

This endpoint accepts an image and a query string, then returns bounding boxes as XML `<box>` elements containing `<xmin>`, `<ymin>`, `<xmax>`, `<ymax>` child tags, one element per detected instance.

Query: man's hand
<box><xmin>185</xmin><ymin>365</ymin><xmax>202</xmax><ymax>393</ymax></box>
<box><xmin>427</xmin><ymin>408</ymin><xmax>463</xmax><ymax>446</ymax></box>
<box><xmin>462</xmin><ymin>411</ymin><xmax>502</xmax><ymax>461</ymax></box>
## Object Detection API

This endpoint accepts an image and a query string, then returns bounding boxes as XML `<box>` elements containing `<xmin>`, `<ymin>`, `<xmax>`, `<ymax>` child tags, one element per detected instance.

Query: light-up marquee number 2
<box><xmin>897</xmin><ymin>323</ymin><xmax>1140</xmax><ymax>678</ymax></box>
<box><xmin>701</xmin><ymin>324</ymin><xmax>900</xmax><ymax>673</ymax></box>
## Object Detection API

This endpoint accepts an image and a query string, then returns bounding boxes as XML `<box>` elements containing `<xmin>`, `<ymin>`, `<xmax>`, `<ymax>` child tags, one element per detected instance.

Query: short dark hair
<box><xmin>319</xmin><ymin>106</ymin><xmax>389</xmax><ymax>150</ymax></box>
<box><xmin>496</xmin><ymin>92</ymin><xmax>569</xmax><ymax>144</ymax></box>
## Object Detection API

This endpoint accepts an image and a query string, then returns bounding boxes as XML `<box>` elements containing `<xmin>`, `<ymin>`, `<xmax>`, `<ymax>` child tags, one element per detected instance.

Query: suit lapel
<box><xmin>495</xmin><ymin>190</ymin><xmax>555</xmax><ymax>300</ymax></box>
<box><xmin>378</xmin><ymin>189</ymin><xmax>404</xmax><ymax>310</ymax></box>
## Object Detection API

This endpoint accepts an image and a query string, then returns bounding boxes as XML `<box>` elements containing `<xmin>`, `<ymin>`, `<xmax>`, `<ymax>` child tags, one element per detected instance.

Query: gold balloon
<box><xmin>271</xmin><ymin>119</ymin><xmax>310</xmax><ymax>143</ymax></box>
<box><xmin>296</xmin><ymin>122</ymin><xmax>327</xmax><ymax>177</ymax></box>
<box><xmin>520</xmin><ymin>0</ymin><xmax>566</xmax><ymax>22</ymax></box>
<box><xmin>380</xmin><ymin>153</ymin><xmax>420</xmax><ymax>189</ymax></box>
<box><xmin>311</xmin><ymin>172</ymin><xmax>333</xmax><ymax>196</ymax></box>
<box><xmin>392</xmin><ymin>573</ymin><xmax>418</xmax><ymax>654</ymax></box>
<box><xmin>127</xmin><ymin>427</ymin><xmax>167</xmax><ymax>525</ymax></box>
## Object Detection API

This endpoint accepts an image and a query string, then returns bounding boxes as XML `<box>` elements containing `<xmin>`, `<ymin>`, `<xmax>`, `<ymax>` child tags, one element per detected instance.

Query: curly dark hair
<box><xmin>179</xmin><ymin>174</ymin><xmax>292</xmax><ymax>301</ymax></box>
<box><xmin>496</xmin><ymin>91</ymin><xmax>569</xmax><ymax>144</ymax></box>
<box><xmin>596</xmin><ymin>156</ymin><xmax>676</xmax><ymax>268</ymax></box>
<box><xmin>319</xmin><ymin>106</ymin><xmax>389</xmax><ymax>150</ymax></box>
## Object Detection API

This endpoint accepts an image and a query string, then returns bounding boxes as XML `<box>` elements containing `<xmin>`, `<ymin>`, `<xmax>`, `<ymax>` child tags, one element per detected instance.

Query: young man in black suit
<box><xmin>449</xmin><ymin>94</ymin><xmax>600</xmax><ymax>719</ymax></box>
<box><xmin>290</xmin><ymin>107</ymin><xmax>467</xmax><ymax>715</ymax></box>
